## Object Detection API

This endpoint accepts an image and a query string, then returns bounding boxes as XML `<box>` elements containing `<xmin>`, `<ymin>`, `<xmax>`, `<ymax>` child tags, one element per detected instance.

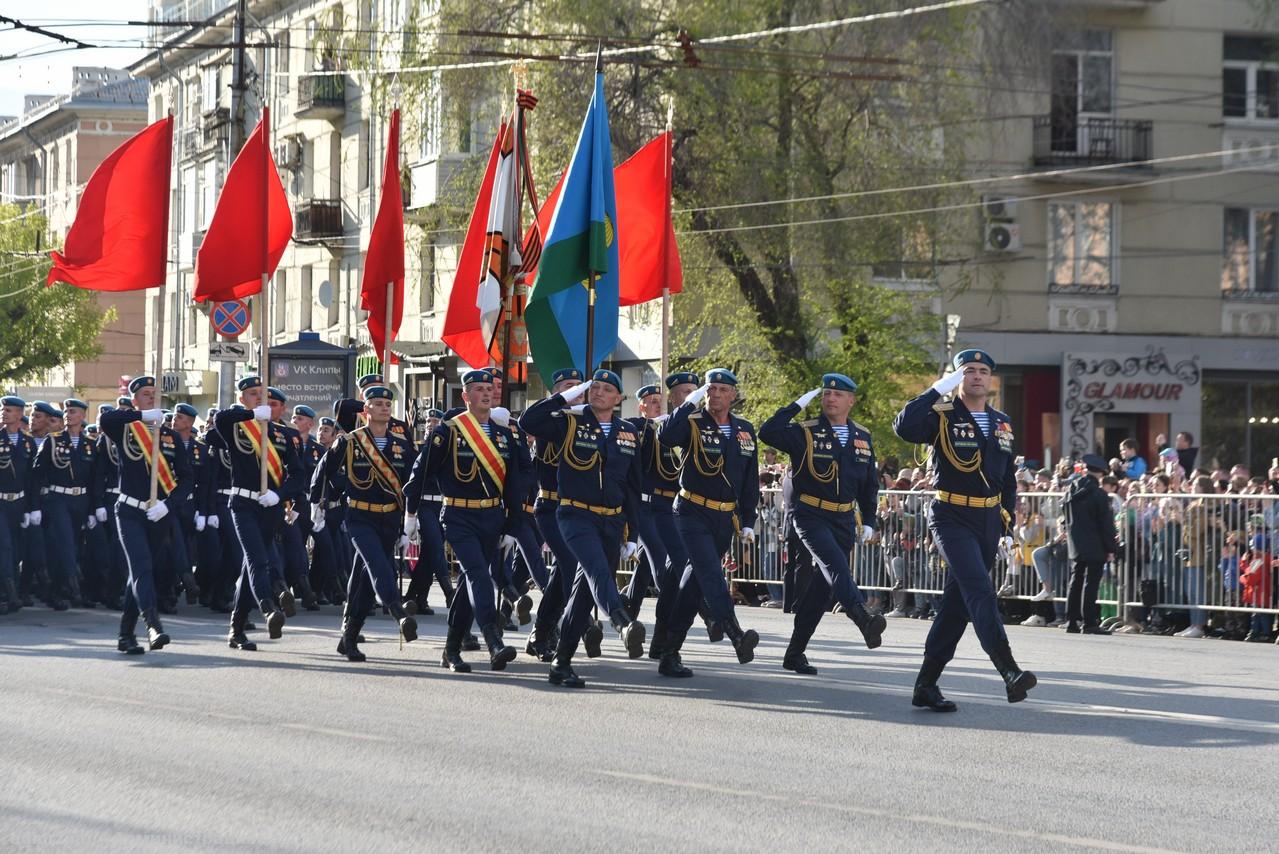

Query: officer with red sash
<box><xmin>98</xmin><ymin>376</ymin><xmax>193</xmax><ymax>654</ymax></box>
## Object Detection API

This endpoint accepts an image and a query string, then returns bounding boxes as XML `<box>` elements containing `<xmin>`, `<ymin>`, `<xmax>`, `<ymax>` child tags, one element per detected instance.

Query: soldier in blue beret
<box><xmin>519</xmin><ymin>368</ymin><xmax>646</xmax><ymax>687</ymax></box>
<box><xmin>894</xmin><ymin>348</ymin><xmax>1036</xmax><ymax>710</ymax></box>
<box><xmin>166</xmin><ymin>402</ymin><xmax>207</xmax><ymax>610</ymax></box>
<box><xmin>617</xmin><ymin>382</ymin><xmax>664</xmax><ymax>619</ymax></box>
<box><xmin>0</xmin><ymin>395</ymin><xmax>36</xmax><ymax>612</ymax></box>
<box><xmin>760</xmin><ymin>373</ymin><xmax>883</xmax><ymax>675</ymax></box>
<box><xmin>91</xmin><ymin>400</ymin><xmax>129</xmax><ymax>610</ymax></box>
<box><xmin>264</xmin><ymin>387</ymin><xmax>323</xmax><ymax>612</ymax></box>
<box><xmin>116</xmin><ymin>396</ymin><xmax>133</xmax><ymax>410</ymax></box>
<box><xmin>30</xmin><ymin>396</ymin><xmax>98</xmax><ymax>610</ymax></box>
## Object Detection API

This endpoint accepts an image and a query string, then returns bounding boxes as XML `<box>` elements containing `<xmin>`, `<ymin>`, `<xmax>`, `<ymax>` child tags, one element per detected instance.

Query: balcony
<box><xmin>295</xmin><ymin>199</ymin><xmax>343</xmax><ymax>241</ymax></box>
<box><xmin>202</xmin><ymin>106</ymin><xmax>230</xmax><ymax>146</ymax></box>
<box><xmin>1032</xmin><ymin>115</ymin><xmax>1153</xmax><ymax>177</ymax></box>
<box><xmin>296</xmin><ymin>75</ymin><xmax>345</xmax><ymax>120</ymax></box>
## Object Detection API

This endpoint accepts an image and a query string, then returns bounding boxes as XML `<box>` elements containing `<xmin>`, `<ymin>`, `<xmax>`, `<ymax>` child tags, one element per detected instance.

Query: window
<box><xmin>1051</xmin><ymin>30</ymin><xmax>1113</xmax><ymax>154</ymax></box>
<box><xmin>1224</xmin><ymin>36</ymin><xmax>1279</xmax><ymax>121</ymax></box>
<box><xmin>1048</xmin><ymin>201</ymin><xmax>1116</xmax><ymax>290</ymax></box>
<box><xmin>201</xmin><ymin>66</ymin><xmax>218</xmax><ymax>112</ymax></box>
<box><xmin>420</xmin><ymin>241</ymin><xmax>436</xmax><ymax>312</ymax></box>
<box><xmin>199</xmin><ymin>158</ymin><xmax>219</xmax><ymax>229</ymax></box>
<box><xmin>180</xmin><ymin>165</ymin><xmax>196</xmax><ymax>234</ymax></box>
<box><xmin>274</xmin><ymin>269</ymin><xmax>288</xmax><ymax>336</ymax></box>
<box><xmin>1223</xmin><ymin>207</ymin><xmax>1279</xmax><ymax>293</ymax></box>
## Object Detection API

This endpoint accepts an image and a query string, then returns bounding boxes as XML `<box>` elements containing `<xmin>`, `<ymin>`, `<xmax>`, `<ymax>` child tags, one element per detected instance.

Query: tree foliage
<box><xmin>0</xmin><ymin>205</ymin><xmax>110</xmax><ymax>386</ymax></box>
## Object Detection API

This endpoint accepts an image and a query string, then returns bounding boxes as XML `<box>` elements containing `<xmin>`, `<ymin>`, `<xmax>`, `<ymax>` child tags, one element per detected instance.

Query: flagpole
<box><xmin>660</xmin><ymin>99</ymin><xmax>674</xmax><ymax>383</ymax></box>
<box><xmin>149</xmin><ymin>113</ymin><xmax>177</xmax><ymax>506</ymax></box>
<box><xmin>383</xmin><ymin>280</ymin><xmax>394</xmax><ymax>390</ymax></box>
<box><xmin>585</xmin><ymin>272</ymin><xmax>596</xmax><ymax>376</ymax></box>
<box><xmin>259</xmin><ymin>104</ymin><xmax>271</xmax><ymax>495</ymax></box>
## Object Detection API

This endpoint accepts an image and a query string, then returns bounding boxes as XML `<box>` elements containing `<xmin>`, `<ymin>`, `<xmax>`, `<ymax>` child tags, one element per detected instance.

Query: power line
<box><xmin>0</xmin><ymin>14</ymin><xmax>95</xmax><ymax>50</ymax></box>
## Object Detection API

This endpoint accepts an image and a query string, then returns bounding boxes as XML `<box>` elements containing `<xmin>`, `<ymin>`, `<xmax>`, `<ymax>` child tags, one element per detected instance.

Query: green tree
<box><xmin>0</xmin><ymin>205</ymin><xmax>110</xmax><ymax>385</ymax></box>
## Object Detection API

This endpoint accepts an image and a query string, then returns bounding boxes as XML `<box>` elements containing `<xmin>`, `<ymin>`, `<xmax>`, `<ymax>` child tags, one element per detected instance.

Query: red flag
<box><xmin>360</xmin><ymin>109</ymin><xmax>405</xmax><ymax>364</ymax></box>
<box><xmin>193</xmin><ymin>107</ymin><xmax>292</xmax><ymax>303</ymax></box>
<box><xmin>441</xmin><ymin>117</ymin><xmax>508</xmax><ymax>370</ymax></box>
<box><xmin>524</xmin><ymin>132</ymin><xmax>681</xmax><ymax>307</ymax></box>
<box><xmin>47</xmin><ymin>117</ymin><xmax>173</xmax><ymax>291</ymax></box>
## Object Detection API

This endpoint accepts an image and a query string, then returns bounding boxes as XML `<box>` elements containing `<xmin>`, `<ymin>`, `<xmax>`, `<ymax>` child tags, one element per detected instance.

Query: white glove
<box><xmin>568</xmin><ymin>404</ymin><xmax>588</xmax><ymax>414</ymax></box>
<box><xmin>999</xmin><ymin>535</ymin><xmax>1015</xmax><ymax>551</ymax></box>
<box><xmin>795</xmin><ymin>388</ymin><xmax>822</xmax><ymax>408</ymax></box>
<box><xmin>398</xmin><ymin>533</ymin><xmax>410</xmax><ymax>551</ymax></box>
<box><xmin>85</xmin><ymin>514</ymin><xmax>97</xmax><ymax>530</ymax></box>
<box><xmin>620</xmin><ymin>541</ymin><xmax>639</xmax><ymax>561</ymax></box>
<box><xmin>403</xmin><ymin>513</ymin><xmax>419</xmax><ymax>538</ymax></box>
<box><xmin>311</xmin><ymin>504</ymin><xmax>326</xmax><ymax>533</ymax></box>
<box><xmin>685</xmin><ymin>383</ymin><xmax>710</xmax><ymax>406</ymax></box>
<box><xmin>931</xmin><ymin>370</ymin><xmax>965</xmax><ymax>396</ymax></box>
<box><xmin>140</xmin><ymin>408</ymin><xmax>164</xmax><ymax>424</ymax></box>
<box><xmin>195</xmin><ymin>514</ymin><xmax>206</xmax><ymax>532</ymax></box>
<box><xmin>95</xmin><ymin>506</ymin><xmax>108</xmax><ymax>523</ymax></box>
<box><xmin>252</xmin><ymin>404</ymin><xmax>272</xmax><ymax>420</ymax></box>
<box><xmin>740</xmin><ymin>526</ymin><xmax>756</xmax><ymax>545</ymax></box>
<box><xmin>146</xmin><ymin>502</ymin><xmax>169</xmax><ymax>522</ymax></box>
<box><xmin>208</xmin><ymin>514</ymin><xmax>220</xmax><ymax>529</ymax></box>
<box><xmin>561</xmin><ymin>380</ymin><xmax>592</xmax><ymax>403</ymax></box>
<box><xmin>490</xmin><ymin>406</ymin><xmax>511</xmax><ymax>428</ymax></box>
<box><xmin>860</xmin><ymin>525</ymin><xmax>875</xmax><ymax>543</ymax></box>
<box><xmin>285</xmin><ymin>507</ymin><xmax>299</xmax><ymax>525</ymax></box>
<box><xmin>257</xmin><ymin>489</ymin><xmax>280</xmax><ymax>508</ymax></box>
<box><xmin>501</xmin><ymin>534</ymin><xmax>518</xmax><ymax>553</ymax></box>
<box><xmin>651</xmin><ymin>413</ymin><xmax>670</xmax><ymax>424</ymax></box>
<box><xmin>20</xmin><ymin>512</ymin><xmax>29</xmax><ymax>528</ymax></box>
<box><xmin>28</xmin><ymin>510</ymin><xmax>42</xmax><ymax>526</ymax></box>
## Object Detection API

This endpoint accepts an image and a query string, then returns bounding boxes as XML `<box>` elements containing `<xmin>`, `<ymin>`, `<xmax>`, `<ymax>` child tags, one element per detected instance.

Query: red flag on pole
<box><xmin>47</xmin><ymin>116</ymin><xmax>173</xmax><ymax>291</ymax></box>
<box><xmin>360</xmin><ymin>109</ymin><xmax>405</xmax><ymax>364</ymax></box>
<box><xmin>193</xmin><ymin>108</ymin><xmax>292</xmax><ymax>303</ymax></box>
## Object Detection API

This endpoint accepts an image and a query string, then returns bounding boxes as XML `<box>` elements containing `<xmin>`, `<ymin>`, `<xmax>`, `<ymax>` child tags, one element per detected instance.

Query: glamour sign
<box><xmin>1081</xmin><ymin>382</ymin><xmax>1185</xmax><ymax>402</ymax></box>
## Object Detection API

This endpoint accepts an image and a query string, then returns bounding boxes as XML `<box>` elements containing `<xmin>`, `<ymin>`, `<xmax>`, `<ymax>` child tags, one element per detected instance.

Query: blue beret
<box><xmin>490</xmin><ymin>367</ymin><xmax>504</xmax><ymax>379</ymax></box>
<box><xmin>237</xmin><ymin>375</ymin><xmax>263</xmax><ymax>391</ymax></box>
<box><xmin>636</xmin><ymin>384</ymin><xmax>660</xmax><ymax>400</ymax></box>
<box><xmin>551</xmin><ymin>368</ymin><xmax>584</xmax><ymax>385</ymax></box>
<box><xmin>206</xmin><ymin>407</ymin><xmax>218</xmax><ymax>418</ymax></box>
<box><xmin>705</xmin><ymin>368</ymin><xmax>737</xmax><ymax>386</ymax></box>
<box><xmin>86</xmin><ymin>423</ymin><xmax>98</xmax><ymax>433</ymax></box>
<box><xmin>461</xmin><ymin>369</ymin><xmax>494</xmax><ymax>386</ymax></box>
<box><xmin>62</xmin><ymin>398</ymin><xmax>88</xmax><ymax>411</ymax></box>
<box><xmin>363</xmin><ymin>385</ymin><xmax>394</xmax><ymax>402</ymax></box>
<box><xmin>116</xmin><ymin>396</ymin><xmax>132</xmax><ymax>408</ymax></box>
<box><xmin>821</xmin><ymin>373</ymin><xmax>859</xmax><ymax>393</ymax></box>
<box><xmin>592</xmin><ymin>369</ymin><xmax>623</xmax><ymax>393</ymax></box>
<box><xmin>357</xmin><ymin>373</ymin><xmax>383</xmax><ymax>389</ymax></box>
<box><xmin>1</xmin><ymin>395</ymin><xmax>25</xmax><ymax>408</ymax></box>
<box><xmin>267</xmin><ymin>387</ymin><xmax>287</xmax><ymax>403</ymax></box>
<box><xmin>1081</xmin><ymin>453</ymin><xmax>1108</xmax><ymax>473</ymax></box>
<box><xmin>174</xmin><ymin>403</ymin><xmax>199</xmax><ymax>418</ymax></box>
<box><xmin>319</xmin><ymin>416</ymin><xmax>336</xmax><ymax>427</ymax></box>
<box><xmin>33</xmin><ymin>401</ymin><xmax>62</xmax><ymax>418</ymax></box>
<box><xmin>426</xmin><ymin>408</ymin><xmax>444</xmax><ymax>419</ymax></box>
<box><xmin>128</xmin><ymin>376</ymin><xmax>155</xmax><ymax>394</ymax></box>
<box><xmin>97</xmin><ymin>403</ymin><xmax>113</xmax><ymax>414</ymax></box>
<box><xmin>292</xmin><ymin>404</ymin><xmax>317</xmax><ymax>419</ymax></box>
<box><xmin>665</xmin><ymin>371</ymin><xmax>699</xmax><ymax>389</ymax></box>
<box><xmin>953</xmin><ymin>348</ymin><xmax>996</xmax><ymax>372</ymax></box>
<box><xmin>21</xmin><ymin>415</ymin><xmax>28</xmax><ymax>424</ymax></box>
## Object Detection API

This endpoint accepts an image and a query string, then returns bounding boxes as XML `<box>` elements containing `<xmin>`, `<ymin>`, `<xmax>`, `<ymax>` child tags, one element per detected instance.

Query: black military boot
<box><xmin>648</xmin><ymin>621</ymin><xmax>669</xmax><ymax>661</ymax></box>
<box><xmin>387</xmin><ymin>603</ymin><xmax>418</xmax><ymax>643</ymax></box>
<box><xmin>548</xmin><ymin>633</ymin><xmax>585</xmax><ymax>688</ymax></box>
<box><xmin>481</xmin><ymin>623</ymin><xmax>517</xmax><ymax>671</ymax></box>
<box><xmin>990</xmin><ymin>644</ymin><xmax>1037</xmax><ymax>703</ymax></box>
<box><xmin>297</xmin><ymin>577</ymin><xmax>319</xmax><ymax>611</ymax></box>
<box><xmin>504</xmin><ymin>584</ymin><xmax>533</xmax><ymax>626</ymax></box>
<box><xmin>912</xmin><ymin>657</ymin><xmax>957</xmax><ymax>712</ymax></box>
<box><xmin>336</xmin><ymin>605</ymin><xmax>366</xmax><ymax>661</ymax></box>
<box><xmin>441</xmin><ymin>624</ymin><xmax>472</xmax><ymax>673</ymax></box>
<box><xmin>259</xmin><ymin>599</ymin><xmax>285</xmax><ymax>639</ymax></box>
<box><xmin>142</xmin><ymin>607</ymin><xmax>170</xmax><ymax>650</ymax></box>
<box><xmin>782</xmin><ymin>622</ymin><xmax>818</xmax><ymax>675</ymax></box>
<box><xmin>274</xmin><ymin>582</ymin><xmax>297</xmax><ymax>618</ymax></box>
<box><xmin>180</xmin><ymin>570</ymin><xmax>201</xmax><ymax>606</ymax></box>
<box><xmin>526</xmin><ymin>622</ymin><xmax>555</xmax><ymax>662</ymax></box>
<box><xmin>847</xmin><ymin>602</ymin><xmax>886</xmax><ymax>649</ymax></box>
<box><xmin>228</xmin><ymin>606</ymin><xmax>258</xmax><ymax>651</ymax></box>
<box><xmin>657</xmin><ymin>625</ymin><xmax>693</xmax><ymax>678</ymax></box>
<box><xmin>722</xmin><ymin>614</ymin><xmax>760</xmax><ymax>664</ymax></box>
<box><xmin>66</xmin><ymin>574</ymin><xmax>84</xmax><ymax>608</ymax></box>
<box><xmin>1</xmin><ymin>576</ymin><xmax>18</xmax><ymax>614</ymax></box>
<box><xmin>462</xmin><ymin>631</ymin><xmax>481</xmax><ymax>651</ymax></box>
<box><xmin>117</xmin><ymin>634</ymin><xmax>145</xmax><ymax>655</ymax></box>
<box><xmin>117</xmin><ymin>602</ymin><xmax>144</xmax><ymax>654</ymax></box>
<box><xmin>698</xmin><ymin>602</ymin><xmax>723</xmax><ymax>642</ymax></box>
<box><xmin>582</xmin><ymin>620</ymin><xmax>604</xmax><ymax>658</ymax></box>
<box><xmin>609</xmin><ymin>607</ymin><xmax>646</xmax><ymax>659</ymax></box>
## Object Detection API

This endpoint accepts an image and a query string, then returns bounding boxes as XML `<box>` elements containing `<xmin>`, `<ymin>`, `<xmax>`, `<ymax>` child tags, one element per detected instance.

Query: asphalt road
<box><xmin>3</xmin><ymin>597</ymin><xmax>1277</xmax><ymax>852</ymax></box>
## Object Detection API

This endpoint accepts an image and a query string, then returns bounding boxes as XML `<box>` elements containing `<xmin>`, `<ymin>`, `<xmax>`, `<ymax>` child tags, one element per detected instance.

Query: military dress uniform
<box><xmin>92</xmin><ymin>404</ymin><xmax>129</xmax><ymax>610</ymax></box>
<box><xmin>400</xmin><ymin>409</ymin><xmax>453</xmax><ymax>614</ymax></box>
<box><xmin>488</xmin><ymin>414</ymin><xmax>540</xmax><ymax>628</ymax></box>
<box><xmin>893</xmin><ymin>349</ymin><xmax>1037</xmax><ymax>709</ymax></box>
<box><xmin>0</xmin><ymin>396</ymin><xmax>37</xmax><ymax>612</ymax></box>
<box><xmin>406</xmin><ymin>369</ymin><xmax>523</xmax><ymax>673</ymax></box>
<box><xmin>207</xmin><ymin>421</ymin><xmax>249</xmax><ymax>613</ymax></box>
<box><xmin>30</xmin><ymin>399</ymin><xmax>97</xmax><ymax>609</ymax></box>
<box><xmin>210</xmin><ymin>377</ymin><xmax>306</xmax><ymax>648</ymax></box>
<box><xmin>291</xmin><ymin>405</ymin><xmax>327</xmax><ymax>607</ymax></box>
<box><xmin>166</xmin><ymin>404</ymin><xmax>207</xmax><ymax>608</ymax></box>
<box><xmin>656</xmin><ymin>368</ymin><xmax>761</xmax><ymax>677</ymax></box>
<box><xmin>312</xmin><ymin>386</ymin><xmax>419</xmax><ymax>662</ymax></box>
<box><xmin>759</xmin><ymin>374</ymin><xmax>884</xmax><ymax>675</ymax></box>
<box><xmin>519</xmin><ymin>369</ymin><xmax>646</xmax><ymax>689</ymax></box>
<box><xmin>308</xmin><ymin>416</ymin><xmax>351</xmax><ymax>606</ymax></box>
<box><xmin>267</xmin><ymin>389</ymin><xmax>319</xmax><ymax>612</ymax></box>
<box><xmin>99</xmin><ymin>378</ymin><xmax>193</xmax><ymax>653</ymax></box>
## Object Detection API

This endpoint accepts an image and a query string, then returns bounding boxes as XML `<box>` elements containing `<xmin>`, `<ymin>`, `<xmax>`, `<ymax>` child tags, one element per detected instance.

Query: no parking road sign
<box><xmin>211</xmin><ymin>299</ymin><xmax>251</xmax><ymax>338</ymax></box>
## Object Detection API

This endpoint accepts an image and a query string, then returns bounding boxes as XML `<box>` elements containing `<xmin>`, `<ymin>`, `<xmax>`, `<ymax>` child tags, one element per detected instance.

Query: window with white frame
<box><xmin>199</xmin><ymin>158</ymin><xmax>219</xmax><ymax>229</ymax></box>
<box><xmin>1223</xmin><ymin>36</ymin><xmax>1279</xmax><ymax>121</ymax></box>
<box><xmin>1050</xmin><ymin>30</ymin><xmax>1113</xmax><ymax>154</ymax></box>
<box><xmin>200</xmin><ymin>66</ymin><xmax>218</xmax><ymax>112</ymax></box>
<box><xmin>1048</xmin><ymin>200</ymin><xmax>1116</xmax><ymax>290</ymax></box>
<box><xmin>1223</xmin><ymin>207</ymin><xmax>1279</xmax><ymax>293</ymax></box>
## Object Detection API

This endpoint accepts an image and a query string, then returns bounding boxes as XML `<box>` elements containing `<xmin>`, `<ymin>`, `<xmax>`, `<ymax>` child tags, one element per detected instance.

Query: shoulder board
<box><xmin>800</xmin><ymin>419</ymin><xmax>820</xmax><ymax>428</ymax></box>
<box><xmin>932</xmin><ymin>402</ymin><xmax>954</xmax><ymax>412</ymax></box>
<box><xmin>988</xmin><ymin>406</ymin><xmax>1010</xmax><ymax>422</ymax></box>
<box><xmin>689</xmin><ymin>411</ymin><xmax>703</xmax><ymax>423</ymax></box>
<box><xmin>852</xmin><ymin>421</ymin><xmax>870</xmax><ymax>434</ymax></box>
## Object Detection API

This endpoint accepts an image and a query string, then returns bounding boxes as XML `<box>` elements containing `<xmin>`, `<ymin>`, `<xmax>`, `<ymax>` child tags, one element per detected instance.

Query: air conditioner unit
<box><xmin>984</xmin><ymin>221</ymin><xmax>1022</xmax><ymax>253</ymax></box>
<box><xmin>982</xmin><ymin>195</ymin><xmax>1019</xmax><ymax>221</ymax></box>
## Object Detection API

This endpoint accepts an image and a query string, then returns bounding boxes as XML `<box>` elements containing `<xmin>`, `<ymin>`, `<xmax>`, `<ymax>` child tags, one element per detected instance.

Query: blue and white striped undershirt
<box><xmin>599</xmin><ymin>421</ymin><xmax>612</xmax><ymax>437</ymax></box>
<box><xmin>969</xmin><ymin>410</ymin><xmax>990</xmax><ymax>436</ymax></box>
<box><xmin>70</xmin><ymin>435</ymin><xmax>81</xmax><ymax>449</ymax></box>
<box><xmin>373</xmin><ymin>436</ymin><xmax>389</xmax><ymax>451</ymax></box>
<box><xmin>717</xmin><ymin>423</ymin><xmax>732</xmax><ymax>440</ymax></box>
<box><xmin>7</xmin><ymin>432</ymin><xmax>18</xmax><ymax>445</ymax></box>
<box><xmin>831</xmin><ymin>424</ymin><xmax>849</xmax><ymax>446</ymax></box>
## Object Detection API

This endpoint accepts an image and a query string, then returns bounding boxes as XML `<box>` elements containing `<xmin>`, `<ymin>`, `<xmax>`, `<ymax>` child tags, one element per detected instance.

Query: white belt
<box><xmin>326</xmin><ymin>500</ymin><xmax>342</xmax><ymax>510</ymax></box>
<box><xmin>46</xmin><ymin>485</ymin><xmax>88</xmax><ymax>496</ymax></box>
<box><xmin>0</xmin><ymin>491</ymin><xmax>23</xmax><ymax>501</ymax></box>
<box><xmin>105</xmin><ymin>488</ymin><xmax>119</xmax><ymax>496</ymax></box>
<box><xmin>226</xmin><ymin>487</ymin><xmax>262</xmax><ymax>501</ymax></box>
<box><xmin>117</xmin><ymin>495</ymin><xmax>150</xmax><ymax>510</ymax></box>
<box><xmin>422</xmin><ymin>494</ymin><xmax>444</xmax><ymax>503</ymax></box>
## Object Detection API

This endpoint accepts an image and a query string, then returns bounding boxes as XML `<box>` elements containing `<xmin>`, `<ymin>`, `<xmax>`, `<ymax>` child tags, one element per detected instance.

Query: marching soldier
<box><xmin>0</xmin><ymin>395</ymin><xmax>36</xmax><ymax>612</ymax></box>
<box><xmin>309</xmin><ymin>416</ymin><xmax>348</xmax><ymax>606</ymax></box>
<box><xmin>22</xmin><ymin>401</ymin><xmax>60</xmax><ymax>607</ymax></box>
<box><xmin>619</xmin><ymin>383</ymin><xmax>664</xmax><ymax>619</ymax></box>
<box><xmin>265</xmin><ymin>388</ymin><xmax>318</xmax><ymax>612</ymax></box>
<box><xmin>99</xmin><ymin>376</ymin><xmax>193</xmax><ymax>653</ymax></box>
<box><xmin>290</xmin><ymin>404</ymin><xmax>326</xmax><ymax>607</ymax></box>
<box><xmin>31</xmin><ymin>397</ymin><xmax>96</xmax><ymax>610</ymax></box>
<box><xmin>92</xmin><ymin>403</ymin><xmax>128</xmax><ymax>610</ymax></box>
<box><xmin>893</xmin><ymin>349</ymin><xmax>1037</xmax><ymax>710</ymax></box>
<box><xmin>400</xmin><ymin>407</ymin><xmax>454</xmax><ymax>615</ymax></box>
<box><xmin>655</xmin><ymin>369</ymin><xmax>761</xmax><ymax>678</ymax></box>
<box><xmin>167</xmin><ymin>403</ymin><xmax>204</xmax><ymax>607</ymax></box>
<box><xmin>210</xmin><ymin>376</ymin><xmax>306</xmax><ymax>650</ymax></box>
<box><xmin>519</xmin><ymin>370</ymin><xmax>646</xmax><ymax>689</ymax></box>
<box><xmin>405</xmin><ymin>369</ymin><xmax>522</xmax><ymax>674</ymax></box>
<box><xmin>759</xmin><ymin>374</ymin><xmax>884</xmax><ymax>675</ymax></box>
<box><xmin>312</xmin><ymin>385</ymin><xmax>418</xmax><ymax>662</ymax></box>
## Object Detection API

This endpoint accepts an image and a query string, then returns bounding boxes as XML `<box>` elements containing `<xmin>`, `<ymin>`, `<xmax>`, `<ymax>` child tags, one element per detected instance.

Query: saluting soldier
<box><xmin>759</xmin><ymin>374</ymin><xmax>883</xmax><ymax>675</ymax></box>
<box><xmin>99</xmin><ymin>376</ymin><xmax>193</xmax><ymax>653</ymax></box>
<box><xmin>893</xmin><ymin>349</ymin><xmax>1037</xmax><ymax>710</ymax></box>
<box><xmin>210</xmin><ymin>376</ymin><xmax>306</xmax><ymax>650</ymax></box>
<box><xmin>0</xmin><ymin>395</ymin><xmax>36</xmax><ymax>612</ymax></box>
<box><xmin>312</xmin><ymin>385</ymin><xmax>418</xmax><ymax>662</ymax></box>
<box><xmin>30</xmin><ymin>397</ymin><xmax>96</xmax><ymax>610</ymax></box>
<box><xmin>519</xmin><ymin>370</ymin><xmax>646</xmax><ymax>689</ymax></box>
<box><xmin>405</xmin><ymin>369</ymin><xmax>522</xmax><ymax>674</ymax></box>
<box><xmin>655</xmin><ymin>368</ymin><xmax>761</xmax><ymax>678</ymax></box>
